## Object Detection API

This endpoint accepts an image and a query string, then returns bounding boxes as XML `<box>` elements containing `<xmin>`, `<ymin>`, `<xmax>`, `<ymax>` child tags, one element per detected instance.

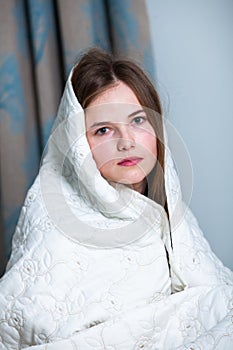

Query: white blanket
<box><xmin>0</xmin><ymin>70</ymin><xmax>232</xmax><ymax>349</ymax></box>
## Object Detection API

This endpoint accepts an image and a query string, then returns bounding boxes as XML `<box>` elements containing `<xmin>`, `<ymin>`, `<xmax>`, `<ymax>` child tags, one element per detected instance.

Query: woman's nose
<box><xmin>117</xmin><ymin>127</ymin><xmax>135</xmax><ymax>151</ymax></box>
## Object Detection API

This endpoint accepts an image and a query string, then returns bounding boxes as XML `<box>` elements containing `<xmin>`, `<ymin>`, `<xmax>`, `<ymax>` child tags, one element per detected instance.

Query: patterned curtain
<box><xmin>0</xmin><ymin>0</ymin><xmax>155</xmax><ymax>276</ymax></box>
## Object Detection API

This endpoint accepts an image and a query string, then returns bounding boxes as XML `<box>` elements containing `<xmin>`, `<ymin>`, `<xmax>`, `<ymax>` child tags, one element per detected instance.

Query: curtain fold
<box><xmin>0</xmin><ymin>0</ymin><xmax>155</xmax><ymax>276</ymax></box>
<box><xmin>27</xmin><ymin>0</ymin><xmax>63</xmax><ymax>147</ymax></box>
<box><xmin>106</xmin><ymin>0</ymin><xmax>155</xmax><ymax>80</ymax></box>
<box><xmin>56</xmin><ymin>0</ymin><xmax>112</xmax><ymax>77</ymax></box>
<box><xmin>0</xmin><ymin>0</ymin><xmax>41</xmax><ymax>277</ymax></box>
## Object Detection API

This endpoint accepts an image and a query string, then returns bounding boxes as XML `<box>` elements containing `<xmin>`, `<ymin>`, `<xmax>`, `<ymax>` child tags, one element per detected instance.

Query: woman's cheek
<box><xmin>90</xmin><ymin>139</ymin><xmax>116</xmax><ymax>168</ymax></box>
<box><xmin>137</xmin><ymin>133</ymin><xmax>157</xmax><ymax>158</ymax></box>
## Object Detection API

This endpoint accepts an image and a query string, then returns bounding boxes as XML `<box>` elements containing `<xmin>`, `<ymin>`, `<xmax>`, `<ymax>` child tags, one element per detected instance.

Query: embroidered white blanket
<box><xmin>0</xmin><ymin>70</ymin><xmax>232</xmax><ymax>349</ymax></box>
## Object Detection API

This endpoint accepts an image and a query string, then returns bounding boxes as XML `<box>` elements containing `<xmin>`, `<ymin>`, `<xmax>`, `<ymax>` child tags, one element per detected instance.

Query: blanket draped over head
<box><xmin>0</xmin><ymin>69</ymin><xmax>232</xmax><ymax>350</ymax></box>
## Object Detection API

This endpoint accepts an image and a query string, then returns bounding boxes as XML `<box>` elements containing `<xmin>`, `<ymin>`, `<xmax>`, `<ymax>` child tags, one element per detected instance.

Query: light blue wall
<box><xmin>146</xmin><ymin>0</ymin><xmax>233</xmax><ymax>269</ymax></box>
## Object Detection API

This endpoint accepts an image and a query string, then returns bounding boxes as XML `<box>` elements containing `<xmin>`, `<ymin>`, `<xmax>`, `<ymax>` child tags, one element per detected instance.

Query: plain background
<box><xmin>146</xmin><ymin>0</ymin><xmax>233</xmax><ymax>270</ymax></box>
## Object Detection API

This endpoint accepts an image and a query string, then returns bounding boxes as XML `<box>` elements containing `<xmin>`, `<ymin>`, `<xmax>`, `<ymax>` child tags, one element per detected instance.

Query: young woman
<box><xmin>0</xmin><ymin>48</ymin><xmax>232</xmax><ymax>349</ymax></box>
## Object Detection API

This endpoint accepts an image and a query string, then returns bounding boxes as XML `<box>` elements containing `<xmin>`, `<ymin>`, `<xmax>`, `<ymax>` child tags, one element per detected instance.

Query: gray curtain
<box><xmin>0</xmin><ymin>0</ymin><xmax>155</xmax><ymax>276</ymax></box>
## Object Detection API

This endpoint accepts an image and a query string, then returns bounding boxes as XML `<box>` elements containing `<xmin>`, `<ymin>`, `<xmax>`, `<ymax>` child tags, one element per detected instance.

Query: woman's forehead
<box><xmin>88</xmin><ymin>81</ymin><xmax>140</xmax><ymax>106</ymax></box>
<box><xmin>85</xmin><ymin>103</ymin><xmax>145</xmax><ymax>126</ymax></box>
<box><xmin>84</xmin><ymin>81</ymin><xmax>146</xmax><ymax>126</ymax></box>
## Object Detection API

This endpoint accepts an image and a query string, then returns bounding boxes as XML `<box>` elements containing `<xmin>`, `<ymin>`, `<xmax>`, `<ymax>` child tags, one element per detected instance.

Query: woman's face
<box><xmin>85</xmin><ymin>81</ymin><xmax>157</xmax><ymax>193</ymax></box>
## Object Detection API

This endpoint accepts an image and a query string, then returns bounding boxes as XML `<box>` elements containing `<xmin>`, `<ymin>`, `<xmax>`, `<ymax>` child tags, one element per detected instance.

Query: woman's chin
<box><xmin>108</xmin><ymin>175</ymin><xmax>147</xmax><ymax>193</ymax></box>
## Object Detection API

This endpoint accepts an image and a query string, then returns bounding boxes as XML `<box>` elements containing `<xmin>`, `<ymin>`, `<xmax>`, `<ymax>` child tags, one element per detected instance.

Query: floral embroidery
<box><xmin>12</xmin><ymin>226</ymin><xmax>27</xmax><ymax>249</ymax></box>
<box><xmin>34</xmin><ymin>332</ymin><xmax>51</xmax><ymax>345</ymax></box>
<box><xmin>134</xmin><ymin>329</ymin><xmax>161</xmax><ymax>350</ymax></box>
<box><xmin>179</xmin><ymin>317</ymin><xmax>201</xmax><ymax>341</ymax></box>
<box><xmin>101</xmin><ymin>292</ymin><xmax>123</xmax><ymax>313</ymax></box>
<box><xmin>67</xmin><ymin>290</ymin><xmax>86</xmax><ymax>315</ymax></box>
<box><xmin>24</xmin><ymin>190</ymin><xmax>37</xmax><ymax>207</ymax></box>
<box><xmin>21</xmin><ymin>259</ymin><xmax>38</xmax><ymax>281</ymax></box>
<box><xmin>67</xmin><ymin>252</ymin><xmax>89</xmax><ymax>274</ymax></box>
<box><xmin>37</xmin><ymin>216</ymin><xmax>55</xmax><ymax>232</ymax></box>
<box><xmin>71</xmin><ymin>141</ymin><xmax>87</xmax><ymax>168</ymax></box>
<box><xmin>52</xmin><ymin>301</ymin><xmax>68</xmax><ymax>321</ymax></box>
<box><xmin>5</xmin><ymin>309</ymin><xmax>24</xmax><ymax>330</ymax></box>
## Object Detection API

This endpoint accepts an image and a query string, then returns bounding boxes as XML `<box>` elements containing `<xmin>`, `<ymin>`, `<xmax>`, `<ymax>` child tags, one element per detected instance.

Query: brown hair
<box><xmin>71</xmin><ymin>48</ymin><xmax>167</xmax><ymax>212</ymax></box>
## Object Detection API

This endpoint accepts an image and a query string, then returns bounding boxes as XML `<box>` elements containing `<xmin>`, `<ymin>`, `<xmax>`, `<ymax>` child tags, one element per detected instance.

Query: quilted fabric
<box><xmin>0</xmin><ymin>69</ymin><xmax>232</xmax><ymax>349</ymax></box>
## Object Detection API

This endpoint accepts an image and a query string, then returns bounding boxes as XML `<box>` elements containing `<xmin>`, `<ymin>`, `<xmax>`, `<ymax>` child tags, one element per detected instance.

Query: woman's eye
<box><xmin>95</xmin><ymin>127</ymin><xmax>109</xmax><ymax>135</ymax></box>
<box><xmin>132</xmin><ymin>116</ymin><xmax>145</xmax><ymax>125</ymax></box>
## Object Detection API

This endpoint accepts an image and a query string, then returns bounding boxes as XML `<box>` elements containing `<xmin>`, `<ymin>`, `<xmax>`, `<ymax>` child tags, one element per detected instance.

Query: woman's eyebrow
<box><xmin>128</xmin><ymin>109</ymin><xmax>145</xmax><ymax>118</ymax></box>
<box><xmin>89</xmin><ymin>121</ymin><xmax>112</xmax><ymax>129</ymax></box>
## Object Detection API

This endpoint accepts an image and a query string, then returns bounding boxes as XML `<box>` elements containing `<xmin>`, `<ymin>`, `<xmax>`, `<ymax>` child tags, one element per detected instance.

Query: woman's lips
<box><xmin>117</xmin><ymin>157</ymin><xmax>143</xmax><ymax>167</ymax></box>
